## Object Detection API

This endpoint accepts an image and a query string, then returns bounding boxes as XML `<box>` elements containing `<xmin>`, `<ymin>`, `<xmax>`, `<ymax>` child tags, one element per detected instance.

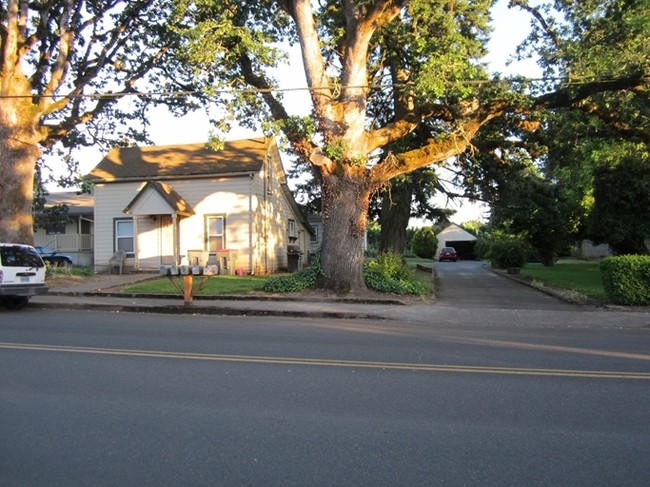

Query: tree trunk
<box><xmin>378</xmin><ymin>180</ymin><xmax>412</xmax><ymax>256</ymax></box>
<box><xmin>0</xmin><ymin>121</ymin><xmax>40</xmax><ymax>244</ymax></box>
<box><xmin>319</xmin><ymin>174</ymin><xmax>371</xmax><ymax>294</ymax></box>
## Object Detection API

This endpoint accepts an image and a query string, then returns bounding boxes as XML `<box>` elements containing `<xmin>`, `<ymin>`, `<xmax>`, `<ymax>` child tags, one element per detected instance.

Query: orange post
<box><xmin>183</xmin><ymin>274</ymin><xmax>193</xmax><ymax>306</ymax></box>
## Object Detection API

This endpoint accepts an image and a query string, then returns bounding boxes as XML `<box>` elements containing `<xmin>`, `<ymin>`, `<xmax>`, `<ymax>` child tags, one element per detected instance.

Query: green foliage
<box><xmin>33</xmin><ymin>202</ymin><xmax>72</xmax><ymax>233</ymax></box>
<box><xmin>46</xmin><ymin>266</ymin><xmax>94</xmax><ymax>279</ymax></box>
<box><xmin>590</xmin><ymin>152</ymin><xmax>650</xmax><ymax>255</ymax></box>
<box><xmin>600</xmin><ymin>255</ymin><xmax>650</xmax><ymax>305</ymax></box>
<box><xmin>411</xmin><ymin>227</ymin><xmax>438</xmax><ymax>259</ymax></box>
<box><xmin>261</xmin><ymin>255</ymin><xmax>324</xmax><ymax>293</ymax></box>
<box><xmin>363</xmin><ymin>252</ymin><xmax>430</xmax><ymax>295</ymax></box>
<box><xmin>483</xmin><ymin>233</ymin><xmax>529</xmax><ymax>269</ymax></box>
<box><xmin>460</xmin><ymin>220</ymin><xmax>486</xmax><ymax>238</ymax></box>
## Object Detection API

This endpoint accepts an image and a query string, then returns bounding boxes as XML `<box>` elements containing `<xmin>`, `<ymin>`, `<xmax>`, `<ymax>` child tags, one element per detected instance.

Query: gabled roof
<box><xmin>438</xmin><ymin>223</ymin><xmax>477</xmax><ymax>241</ymax></box>
<box><xmin>88</xmin><ymin>138</ymin><xmax>269</xmax><ymax>182</ymax></box>
<box><xmin>123</xmin><ymin>180</ymin><xmax>194</xmax><ymax>216</ymax></box>
<box><xmin>44</xmin><ymin>191</ymin><xmax>94</xmax><ymax>215</ymax></box>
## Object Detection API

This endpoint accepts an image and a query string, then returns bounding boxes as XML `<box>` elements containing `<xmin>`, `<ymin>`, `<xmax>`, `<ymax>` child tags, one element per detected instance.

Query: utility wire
<box><xmin>0</xmin><ymin>74</ymin><xmax>646</xmax><ymax>100</ymax></box>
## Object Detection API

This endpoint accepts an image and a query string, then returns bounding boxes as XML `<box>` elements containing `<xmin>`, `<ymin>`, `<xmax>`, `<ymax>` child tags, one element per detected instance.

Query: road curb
<box><xmin>30</xmin><ymin>299</ymin><xmax>388</xmax><ymax>320</ymax></box>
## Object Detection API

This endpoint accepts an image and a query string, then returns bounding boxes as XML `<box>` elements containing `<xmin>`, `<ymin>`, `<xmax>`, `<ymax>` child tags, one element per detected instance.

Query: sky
<box><xmin>49</xmin><ymin>0</ymin><xmax>541</xmax><ymax>225</ymax></box>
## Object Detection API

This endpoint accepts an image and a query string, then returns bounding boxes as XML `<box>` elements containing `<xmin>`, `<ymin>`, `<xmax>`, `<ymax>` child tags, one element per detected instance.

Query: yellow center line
<box><xmin>2</xmin><ymin>341</ymin><xmax>649</xmax><ymax>380</ymax></box>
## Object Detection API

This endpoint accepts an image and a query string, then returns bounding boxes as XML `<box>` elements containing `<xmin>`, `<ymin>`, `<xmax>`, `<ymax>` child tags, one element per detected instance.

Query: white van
<box><xmin>0</xmin><ymin>243</ymin><xmax>48</xmax><ymax>309</ymax></box>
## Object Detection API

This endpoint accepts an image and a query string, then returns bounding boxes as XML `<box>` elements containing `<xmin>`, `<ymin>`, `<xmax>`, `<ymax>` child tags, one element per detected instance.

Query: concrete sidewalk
<box><xmin>27</xmin><ymin>271</ymin><xmax>650</xmax><ymax>329</ymax></box>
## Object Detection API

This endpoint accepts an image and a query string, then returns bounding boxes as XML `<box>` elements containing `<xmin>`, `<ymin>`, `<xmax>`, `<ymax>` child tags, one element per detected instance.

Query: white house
<box><xmin>87</xmin><ymin>137</ymin><xmax>313</xmax><ymax>274</ymax></box>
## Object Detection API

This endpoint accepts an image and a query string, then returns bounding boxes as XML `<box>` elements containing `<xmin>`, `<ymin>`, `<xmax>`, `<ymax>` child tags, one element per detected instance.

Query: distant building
<box><xmin>436</xmin><ymin>223</ymin><xmax>477</xmax><ymax>260</ymax></box>
<box><xmin>34</xmin><ymin>191</ymin><xmax>95</xmax><ymax>267</ymax></box>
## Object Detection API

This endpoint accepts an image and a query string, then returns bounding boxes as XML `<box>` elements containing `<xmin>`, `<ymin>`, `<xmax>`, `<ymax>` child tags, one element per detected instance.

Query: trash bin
<box><xmin>216</xmin><ymin>249</ymin><xmax>238</xmax><ymax>275</ymax></box>
<box><xmin>187</xmin><ymin>250</ymin><xmax>208</xmax><ymax>266</ymax></box>
<box><xmin>287</xmin><ymin>245</ymin><xmax>302</xmax><ymax>272</ymax></box>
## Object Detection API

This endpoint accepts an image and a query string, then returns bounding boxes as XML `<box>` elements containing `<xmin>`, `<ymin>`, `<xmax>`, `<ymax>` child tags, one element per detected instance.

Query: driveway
<box><xmin>433</xmin><ymin>260</ymin><xmax>578</xmax><ymax>310</ymax></box>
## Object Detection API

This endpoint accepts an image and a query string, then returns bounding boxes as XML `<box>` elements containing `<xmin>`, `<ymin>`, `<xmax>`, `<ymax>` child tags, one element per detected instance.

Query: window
<box><xmin>0</xmin><ymin>245</ymin><xmax>43</xmax><ymax>268</ymax></box>
<box><xmin>81</xmin><ymin>219</ymin><xmax>92</xmax><ymax>235</ymax></box>
<box><xmin>115</xmin><ymin>219</ymin><xmax>134</xmax><ymax>255</ymax></box>
<box><xmin>288</xmin><ymin>219</ymin><xmax>296</xmax><ymax>238</ymax></box>
<box><xmin>310</xmin><ymin>224</ymin><xmax>319</xmax><ymax>244</ymax></box>
<box><xmin>206</xmin><ymin>215</ymin><xmax>225</xmax><ymax>251</ymax></box>
<box><xmin>45</xmin><ymin>223</ymin><xmax>66</xmax><ymax>235</ymax></box>
<box><xmin>266</xmin><ymin>155</ymin><xmax>272</xmax><ymax>194</ymax></box>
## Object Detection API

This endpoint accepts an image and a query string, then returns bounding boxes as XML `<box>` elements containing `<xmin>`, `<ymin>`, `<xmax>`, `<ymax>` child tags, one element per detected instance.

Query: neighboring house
<box><xmin>87</xmin><ymin>137</ymin><xmax>313</xmax><ymax>274</ymax></box>
<box><xmin>306</xmin><ymin>213</ymin><xmax>368</xmax><ymax>261</ymax></box>
<box><xmin>436</xmin><ymin>223</ymin><xmax>477</xmax><ymax>260</ymax></box>
<box><xmin>307</xmin><ymin>213</ymin><xmax>322</xmax><ymax>261</ymax></box>
<box><xmin>574</xmin><ymin>240</ymin><xmax>612</xmax><ymax>259</ymax></box>
<box><xmin>34</xmin><ymin>191</ymin><xmax>95</xmax><ymax>267</ymax></box>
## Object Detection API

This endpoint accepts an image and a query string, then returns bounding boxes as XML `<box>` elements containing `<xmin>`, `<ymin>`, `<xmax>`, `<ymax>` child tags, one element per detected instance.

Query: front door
<box><xmin>136</xmin><ymin>216</ymin><xmax>161</xmax><ymax>269</ymax></box>
<box><xmin>160</xmin><ymin>215</ymin><xmax>174</xmax><ymax>265</ymax></box>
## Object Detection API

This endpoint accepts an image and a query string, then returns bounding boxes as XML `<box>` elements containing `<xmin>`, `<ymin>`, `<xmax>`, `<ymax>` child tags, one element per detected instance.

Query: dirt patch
<box><xmin>46</xmin><ymin>273</ymin><xmax>123</xmax><ymax>289</ymax></box>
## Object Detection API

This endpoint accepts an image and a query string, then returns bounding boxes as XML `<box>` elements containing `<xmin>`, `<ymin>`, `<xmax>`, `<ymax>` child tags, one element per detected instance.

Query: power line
<box><xmin>0</xmin><ymin>74</ymin><xmax>646</xmax><ymax>100</ymax></box>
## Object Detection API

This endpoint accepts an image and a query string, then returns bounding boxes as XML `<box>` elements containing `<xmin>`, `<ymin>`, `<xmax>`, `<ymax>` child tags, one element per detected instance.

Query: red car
<box><xmin>438</xmin><ymin>246</ymin><xmax>458</xmax><ymax>262</ymax></box>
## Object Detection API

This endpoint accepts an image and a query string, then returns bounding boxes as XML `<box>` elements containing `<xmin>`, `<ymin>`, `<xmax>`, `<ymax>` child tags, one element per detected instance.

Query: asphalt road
<box><xmin>433</xmin><ymin>260</ymin><xmax>577</xmax><ymax>310</ymax></box>
<box><xmin>1</xmin><ymin>303</ymin><xmax>649</xmax><ymax>486</ymax></box>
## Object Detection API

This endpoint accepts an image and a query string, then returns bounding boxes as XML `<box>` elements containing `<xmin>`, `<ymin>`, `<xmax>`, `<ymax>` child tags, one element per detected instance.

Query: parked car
<box><xmin>35</xmin><ymin>246</ymin><xmax>74</xmax><ymax>267</ymax></box>
<box><xmin>0</xmin><ymin>243</ymin><xmax>48</xmax><ymax>309</ymax></box>
<box><xmin>438</xmin><ymin>246</ymin><xmax>458</xmax><ymax>262</ymax></box>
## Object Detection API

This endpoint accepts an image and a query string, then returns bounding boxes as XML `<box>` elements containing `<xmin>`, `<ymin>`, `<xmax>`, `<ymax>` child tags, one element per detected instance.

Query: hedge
<box><xmin>600</xmin><ymin>255</ymin><xmax>650</xmax><ymax>305</ymax></box>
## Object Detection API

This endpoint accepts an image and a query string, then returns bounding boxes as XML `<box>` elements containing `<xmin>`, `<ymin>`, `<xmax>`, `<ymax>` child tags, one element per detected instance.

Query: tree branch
<box><xmin>533</xmin><ymin>74</ymin><xmax>650</xmax><ymax>110</ymax></box>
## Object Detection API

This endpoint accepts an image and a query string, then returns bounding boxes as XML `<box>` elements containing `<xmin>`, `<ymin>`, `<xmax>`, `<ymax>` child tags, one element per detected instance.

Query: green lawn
<box><xmin>521</xmin><ymin>259</ymin><xmax>606</xmax><ymax>301</ymax></box>
<box><xmin>122</xmin><ymin>260</ymin><xmax>604</xmax><ymax>300</ymax></box>
<box><xmin>123</xmin><ymin>274</ymin><xmax>276</xmax><ymax>295</ymax></box>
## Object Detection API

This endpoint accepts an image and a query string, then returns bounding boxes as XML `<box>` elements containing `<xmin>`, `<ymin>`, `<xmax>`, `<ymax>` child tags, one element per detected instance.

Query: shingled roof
<box><xmin>88</xmin><ymin>138</ymin><xmax>269</xmax><ymax>182</ymax></box>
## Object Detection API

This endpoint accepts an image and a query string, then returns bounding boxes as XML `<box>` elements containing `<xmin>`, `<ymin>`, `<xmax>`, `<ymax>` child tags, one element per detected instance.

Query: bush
<box><xmin>262</xmin><ymin>251</ymin><xmax>430</xmax><ymax>296</ymax></box>
<box><xmin>485</xmin><ymin>234</ymin><xmax>529</xmax><ymax>269</ymax></box>
<box><xmin>411</xmin><ymin>227</ymin><xmax>438</xmax><ymax>259</ymax></box>
<box><xmin>261</xmin><ymin>255</ymin><xmax>323</xmax><ymax>293</ymax></box>
<box><xmin>364</xmin><ymin>252</ymin><xmax>429</xmax><ymax>295</ymax></box>
<box><xmin>600</xmin><ymin>255</ymin><xmax>650</xmax><ymax>305</ymax></box>
<box><xmin>46</xmin><ymin>265</ymin><xmax>94</xmax><ymax>278</ymax></box>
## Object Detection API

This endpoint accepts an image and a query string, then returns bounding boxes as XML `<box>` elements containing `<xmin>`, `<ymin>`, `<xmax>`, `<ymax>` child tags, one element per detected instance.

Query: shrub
<box><xmin>261</xmin><ymin>254</ymin><xmax>323</xmax><ymax>292</ymax></box>
<box><xmin>364</xmin><ymin>252</ymin><xmax>429</xmax><ymax>295</ymax></box>
<box><xmin>411</xmin><ymin>227</ymin><xmax>438</xmax><ymax>259</ymax></box>
<box><xmin>46</xmin><ymin>265</ymin><xmax>94</xmax><ymax>278</ymax></box>
<box><xmin>600</xmin><ymin>255</ymin><xmax>650</xmax><ymax>305</ymax></box>
<box><xmin>485</xmin><ymin>234</ymin><xmax>529</xmax><ymax>269</ymax></box>
<box><xmin>262</xmin><ymin>251</ymin><xmax>430</xmax><ymax>296</ymax></box>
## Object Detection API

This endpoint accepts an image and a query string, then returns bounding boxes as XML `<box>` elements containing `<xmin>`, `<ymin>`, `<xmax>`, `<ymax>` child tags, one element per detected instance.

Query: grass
<box><xmin>521</xmin><ymin>259</ymin><xmax>607</xmax><ymax>301</ymax></box>
<box><xmin>46</xmin><ymin>265</ymin><xmax>94</xmax><ymax>278</ymax></box>
<box><xmin>122</xmin><ymin>259</ymin><xmax>435</xmax><ymax>297</ymax></box>
<box><xmin>123</xmin><ymin>274</ymin><xmax>276</xmax><ymax>295</ymax></box>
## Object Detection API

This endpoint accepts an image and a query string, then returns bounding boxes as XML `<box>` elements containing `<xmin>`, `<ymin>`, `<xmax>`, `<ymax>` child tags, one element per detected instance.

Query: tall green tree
<box><xmin>518</xmin><ymin>0</ymin><xmax>650</xmax><ymax>254</ymax></box>
<box><xmin>0</xmin><ymin>0</ymin><xmax>208</xmax><ymax>244</ymax></box>
<box><xmin>376</xmin><ymin>167</ymin><xmax>454</xmax><ymax>256</ymax></box>
<box><xmin>590</xmin><ymin>151</ymin><xmax>650</xmax><ymax>254</ymax></box>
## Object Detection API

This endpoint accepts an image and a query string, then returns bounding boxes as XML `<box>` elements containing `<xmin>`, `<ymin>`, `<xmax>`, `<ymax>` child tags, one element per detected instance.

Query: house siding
<box><xmin>91</xmin><ymin>138</ymin><xmax>311</xmax><ymax>274</ymax></box>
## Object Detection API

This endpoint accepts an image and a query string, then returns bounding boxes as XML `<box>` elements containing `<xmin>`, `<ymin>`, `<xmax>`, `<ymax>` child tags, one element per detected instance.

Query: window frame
<box><xmin>114</xmin><ymin>218</ymin><xmax>135</xmax><ymax>257</ymax></box>
<box><xmin>205</xmin><ymin>214</ymin><xmax>227</xmax><ymax>252</ymax></box>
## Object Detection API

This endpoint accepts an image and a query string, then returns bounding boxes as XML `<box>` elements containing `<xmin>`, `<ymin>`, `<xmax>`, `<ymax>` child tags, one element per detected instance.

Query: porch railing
<box><xmin>40</xmin><ymin>234</ymin><xmax>94</xmax><ymax>251</ymax></box>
